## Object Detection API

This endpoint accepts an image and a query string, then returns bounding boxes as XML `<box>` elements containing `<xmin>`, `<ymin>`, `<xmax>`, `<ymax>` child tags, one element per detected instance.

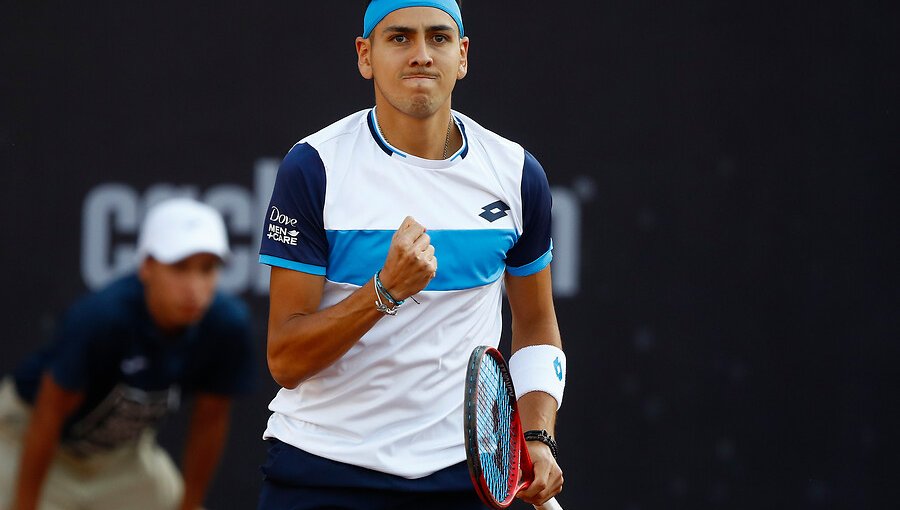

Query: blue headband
<box><xmin>363</xmin><ymin>0</ymin><xmax>464</xmax><ymax>38</ymax></box>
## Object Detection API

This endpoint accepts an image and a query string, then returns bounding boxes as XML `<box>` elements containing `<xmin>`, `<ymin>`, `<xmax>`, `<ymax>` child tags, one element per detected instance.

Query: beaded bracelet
<box><xmin>523</xmin><ymin>429</ymin><xmax>559</xmax><ymax>459</ymax></box>
<box><xmin>375</xmin><ymin>270</ymin><xmax>404</xmax><ymax>306</ymax></box>
<box><xmin>373</xmin><ymin>275</ymin><xmax>399</xmax><ymax>316</ymax></box>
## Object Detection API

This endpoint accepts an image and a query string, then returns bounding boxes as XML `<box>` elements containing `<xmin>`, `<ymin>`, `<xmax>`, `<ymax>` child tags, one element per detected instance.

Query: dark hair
<box><xmin>365</xmin><ymin>0</ymin><xmax>462</xmax><ymax>7</ymax></box>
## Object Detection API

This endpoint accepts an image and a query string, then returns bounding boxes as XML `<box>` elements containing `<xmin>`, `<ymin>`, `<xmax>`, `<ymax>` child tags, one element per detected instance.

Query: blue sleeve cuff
<box><xmin>506</xmin><ymin>244</ymin><xmax>553</xmax><ymax>277</ymax></box>
<box><xmin>259</xmin><ymin>255</ymin><xmax>326</xmax><ymax>276</ymax></box>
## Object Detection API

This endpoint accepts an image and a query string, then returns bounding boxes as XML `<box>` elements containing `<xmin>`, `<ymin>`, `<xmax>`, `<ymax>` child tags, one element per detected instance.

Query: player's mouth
<box><xmin>179</xmin><ymin>304</ymin><xmax>204</xmax><ymax>321</ymax></box>
<box><xmin>403</xmin><ymin>73</ymin><xmax>438</xmax><ymax>80</ymax></box>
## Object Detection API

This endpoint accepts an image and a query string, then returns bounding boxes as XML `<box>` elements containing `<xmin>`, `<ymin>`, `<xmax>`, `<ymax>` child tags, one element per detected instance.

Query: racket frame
<box><xmin>464</xmin><ymin>345</ymin><xmax>536</xmax><ymax>508</ymax></box>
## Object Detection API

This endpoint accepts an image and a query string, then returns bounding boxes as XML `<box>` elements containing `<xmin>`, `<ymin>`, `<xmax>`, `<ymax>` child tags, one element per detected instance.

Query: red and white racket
<box><xmin>463</xmin><ymin>345</ymin><xmax>563</xmax><ymax>510</ymax></box>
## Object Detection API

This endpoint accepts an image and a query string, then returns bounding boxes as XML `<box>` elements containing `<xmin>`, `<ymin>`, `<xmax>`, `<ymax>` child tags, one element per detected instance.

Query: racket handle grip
<box><xmin>534</xmin><ymin>497</ymin><xmax>563</xmax><ymax>510</ymax></box>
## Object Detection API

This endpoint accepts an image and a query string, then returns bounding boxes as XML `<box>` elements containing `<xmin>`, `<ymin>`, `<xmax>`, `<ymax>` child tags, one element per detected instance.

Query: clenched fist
<box><xmin>378</xmin><ymin>216</ymin><xmax>437</xmax><ymax>301</ymax></box>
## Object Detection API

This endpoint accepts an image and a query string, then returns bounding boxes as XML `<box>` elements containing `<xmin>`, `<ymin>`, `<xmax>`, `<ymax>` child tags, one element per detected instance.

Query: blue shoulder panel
<box><xmin>259</xmin><ymin>143</ymin><xmax>329</xmax><ymax>270</ymax></box>
<box><xmin>505</xmin><ymin>150</ymin><xmax>553</xmax><ymax>275</ymax></box>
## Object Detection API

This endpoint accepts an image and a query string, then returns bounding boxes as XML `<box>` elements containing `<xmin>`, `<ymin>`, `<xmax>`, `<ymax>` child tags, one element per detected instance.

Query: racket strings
<box><xmin>475</xmin><ymin>355</ymin><xmax>514</xmax><ymax>502</ymax></box>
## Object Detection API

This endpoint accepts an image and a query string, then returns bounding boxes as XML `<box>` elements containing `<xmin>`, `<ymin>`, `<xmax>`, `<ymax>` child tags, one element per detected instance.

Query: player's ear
<box><xmin>356</xmin><ymin>37</ymin><xmax>373</xmax><ymax>80</ymax></box>
<box><xmin>457</xmin><ymin>36</ymin><xmax>469</xmax><ymax>80</ymax></box>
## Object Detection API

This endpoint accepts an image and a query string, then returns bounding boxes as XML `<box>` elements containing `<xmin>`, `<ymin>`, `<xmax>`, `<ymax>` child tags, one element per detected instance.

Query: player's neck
<box><xmin>374</xmin><ymin>105</ymin><xmax>461</xmax><ymax>160</ymax></box>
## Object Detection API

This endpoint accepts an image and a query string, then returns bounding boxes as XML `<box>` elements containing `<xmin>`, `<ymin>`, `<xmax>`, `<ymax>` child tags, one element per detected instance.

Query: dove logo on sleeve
<box><xmin>266</xmin><ymin>206</ymin><xmax>300</xmax><ymax>245</ymax></box>
<box><xmin>266</xmin><ymin>225</ymin><xmax>300</xmax><ymax>246</ymax></box>
<box><xmin>268</xmin><ymin>206</ymin><xmax>298</xmax><ymax>227</ymax></box>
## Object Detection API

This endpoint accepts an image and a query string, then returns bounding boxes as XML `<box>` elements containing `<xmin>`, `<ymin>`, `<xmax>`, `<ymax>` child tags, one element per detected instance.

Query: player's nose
<box><xmin>409</xmin><ymin>39</ymin><xmax>434</xmax><ymax>67</ymax></box>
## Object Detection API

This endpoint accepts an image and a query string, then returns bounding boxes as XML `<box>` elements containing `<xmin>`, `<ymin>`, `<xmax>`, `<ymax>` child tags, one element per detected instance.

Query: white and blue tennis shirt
<box><xmin>258</xmin><ymin>108</ymin><xmax>553</xmax><ymax>479</ymax></box>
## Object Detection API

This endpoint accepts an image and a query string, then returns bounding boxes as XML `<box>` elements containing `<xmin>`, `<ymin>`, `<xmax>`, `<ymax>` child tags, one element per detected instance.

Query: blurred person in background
<box><xmin>0</xmin><ymin>197</ymin><xmax>256</xmax><ymax>510</ymax></box>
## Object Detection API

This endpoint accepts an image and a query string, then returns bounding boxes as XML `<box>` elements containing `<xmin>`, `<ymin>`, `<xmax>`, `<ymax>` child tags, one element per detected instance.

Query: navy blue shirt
<box><xmin>13</xmin><ymin>274</ymin><xmax>255</xmax><ymax>455</ymax></box>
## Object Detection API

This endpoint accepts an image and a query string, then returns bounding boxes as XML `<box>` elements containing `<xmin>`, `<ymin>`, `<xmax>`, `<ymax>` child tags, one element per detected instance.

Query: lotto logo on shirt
<box><xmin>267</xmin><ymin>206</ymin><xmax>300</xmax><ymax>246</ymax></box>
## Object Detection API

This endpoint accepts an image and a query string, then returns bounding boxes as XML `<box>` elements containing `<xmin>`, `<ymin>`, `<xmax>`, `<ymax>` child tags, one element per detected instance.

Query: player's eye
<box><xmin>200</xmin><ymin>260</ymin><xmax>221</xmax><ymax>274</ymax></box>
<box><xmin>433</xmin><ymin>34</ymin><xmax>448</xmax><ymax>43</ymax></box>
<box><xmin>391</xmin><ymin>34</ymin><xmax>408</xmax><ymax>43</ymax></box>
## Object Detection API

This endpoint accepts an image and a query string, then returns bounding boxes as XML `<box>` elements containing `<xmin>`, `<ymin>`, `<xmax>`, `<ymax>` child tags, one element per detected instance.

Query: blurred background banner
<box><xmin>1</xmin><ymin>2</ymin><xmax>896</xmax><ymax>509</ymax></box>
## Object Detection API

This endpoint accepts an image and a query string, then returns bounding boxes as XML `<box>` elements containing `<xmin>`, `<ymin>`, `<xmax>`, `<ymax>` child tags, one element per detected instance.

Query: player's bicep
<box><xmin>504</xmin><ymin>267</ymin><xmax>561</xmax><ymax>351</ymax></box>
<box><xmin>268</xmin><ymin>267</ymin><xmax>326</xmax><ymax>325</ymax></box>
<box><xmin>266</xmin><ymin>268</ymin><xmax>327</xmax><ymax>383</ymax></box>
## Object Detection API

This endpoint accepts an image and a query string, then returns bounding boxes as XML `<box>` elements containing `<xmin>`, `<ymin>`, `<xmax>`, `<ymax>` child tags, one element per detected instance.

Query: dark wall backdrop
<box><xmin>2</xmin><ymin>2</ymin><xmax>897</xmax><ymax>509</ymax></box>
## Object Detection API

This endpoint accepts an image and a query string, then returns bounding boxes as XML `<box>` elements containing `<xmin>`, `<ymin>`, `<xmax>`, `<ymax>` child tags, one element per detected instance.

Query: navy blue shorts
<box><xmin>258</xmin><ymin>439</ymin><xmax>488</xmax><ymax>510</ymax></box>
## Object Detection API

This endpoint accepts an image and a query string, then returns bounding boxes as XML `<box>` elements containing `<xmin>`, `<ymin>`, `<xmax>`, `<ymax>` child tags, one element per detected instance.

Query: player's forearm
<box><xmin>13</xmin><ymin>408</ymin><xmax>64</xmax><ymax>509</ymax></box>
<box><xmin>517</xmin><ymin>392</ymin><xmax>564</xmax><ymax>506</ymax></box>
<box><xmin>508</xmin><ymin>301</ymin><xmax>563</xmax><ymax>432</ymax></box>
<box><xmin>12</xmin><ymin>439</ymin><xmax>53</xmax><ymax>510</ymax></box>
<box><xmin>509</xmin><ymin>313</ymin><xmax>563</xmax><ymax>427</ymax></box>
<box><xmin>517</xmin><ymin>391</ymin><xmax>558</xmax><ymax>434</ymax></box>
<box><xmin>180</xmin><ymin>395</ymin><xmax>232</xmax><ymax>510</ymax></box>
<box><xmin>13</xmin><ymin>374</ymin><xmax>82</xmax><ymax>510</ymax></box>
<box><xmin>180</xmin><ymin>434</ymin><xmax>224</xmax><ymax>510</ymax></box>
<box><xmin>267</xmin><ymin>278</ymin><xmax>385</xmax><ymax>388</ymax></box>
<box><xmin>507</xmin><ymin>268</ymin><xmax>563</xmax><ymax>430</ymax></box>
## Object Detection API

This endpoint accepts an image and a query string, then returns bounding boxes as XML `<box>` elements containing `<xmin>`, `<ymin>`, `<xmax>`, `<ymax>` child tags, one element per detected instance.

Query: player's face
<box><xmin>140</xmin><ymin>253</ymin><xmax>221</xmax><ymax>332</ymax></box>
<box><xmin>357</xmin><ymin>7</ymin><xmax>469</xmax><ymax>119</ymax></box>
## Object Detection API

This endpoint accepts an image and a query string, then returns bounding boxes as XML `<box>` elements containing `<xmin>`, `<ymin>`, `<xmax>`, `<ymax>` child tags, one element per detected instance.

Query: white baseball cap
<box><xmin>136</xmin><ymin>197</ymin><xmax>230</xmax><ymax>264</ymax></box>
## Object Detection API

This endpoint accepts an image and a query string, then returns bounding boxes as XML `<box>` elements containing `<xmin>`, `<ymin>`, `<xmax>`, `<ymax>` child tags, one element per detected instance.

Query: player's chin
<box><xmin>400</xmin><ymin>96</ymin><xmax>439</xmax><ymax>118</ymax></box>
<box><xmin>175</xmin><ymin>306</ymin><xmax>206</xmax><ymax>325</ymax></box>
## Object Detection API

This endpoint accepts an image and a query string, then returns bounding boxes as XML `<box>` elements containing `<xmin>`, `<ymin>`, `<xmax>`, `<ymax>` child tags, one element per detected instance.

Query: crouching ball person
<box><xmin>0</xmin><ymin>198</ymin><xmax>256</xmax><ymax>510</ymax></box>
<box><xmin>256</xmin><ymin>1</ymin><xmax>566</xmax><ymax>509</ymax></box>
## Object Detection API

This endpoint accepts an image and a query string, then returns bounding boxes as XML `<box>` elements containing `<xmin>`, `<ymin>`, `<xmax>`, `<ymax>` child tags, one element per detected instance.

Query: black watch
<box><xmin>523</xmin><ymin>429</ymin><xmax>559</xmax><ymax>459</ymax></box>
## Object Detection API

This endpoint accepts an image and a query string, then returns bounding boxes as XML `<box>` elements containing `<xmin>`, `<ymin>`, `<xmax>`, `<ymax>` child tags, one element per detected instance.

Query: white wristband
<box><xmin>508</xmin><ymin>344</ymin><xmax>566</xmax><ymax>409</ymax></box>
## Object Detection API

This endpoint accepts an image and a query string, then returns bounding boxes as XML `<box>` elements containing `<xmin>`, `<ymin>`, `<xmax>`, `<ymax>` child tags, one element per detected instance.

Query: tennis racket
<box><xmin>463</xmin><ymin>345</ymin><xmax>563</xmax><ymax>510</ymax></box>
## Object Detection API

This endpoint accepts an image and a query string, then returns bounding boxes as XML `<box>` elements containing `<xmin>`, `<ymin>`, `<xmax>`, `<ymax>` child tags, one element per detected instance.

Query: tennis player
<box><xmin>0</xmin><ymin>198</ymin><xmax>256</xmax><ymax>510</ymax></box>
<box><xmin>257</xmin><ymin>1</ymin><xmax>566</xmax><ymax>508</ymax></box>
